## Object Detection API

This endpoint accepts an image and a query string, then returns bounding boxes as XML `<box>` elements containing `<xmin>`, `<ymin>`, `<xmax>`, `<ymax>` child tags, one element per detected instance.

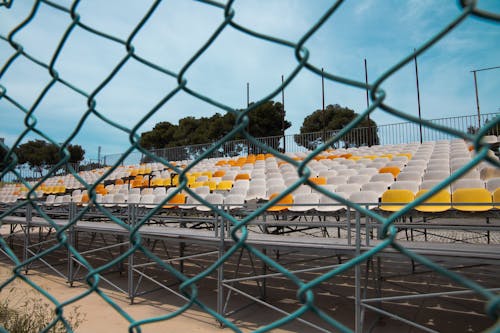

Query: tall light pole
<box><xmin>281</xmin><ymin>75</ymin><xmax>285</xmax><ymax>152</ymax></box>
<box><xmin>413</xmin><ymin>49</ymin><xmax>423</xmax><ymax>144</ymax></box>
<box><xmin>321</xmin><ymin>68</ymin><xmax>326</xmax><ymax>143</ymax></box>
<box><xmin>471</xmin><ymin>65</ymin><xmax>500</xmax><ymax>129</ymax></box>
<box><xmin>364</xmin><ymin>59</ymin><xmax>372</xmax><ymax>147</ymax></box>
<box><xmin>246</xmin><ymin>82</ymin><xmax>250</xmax><ymax>154</ymax></box>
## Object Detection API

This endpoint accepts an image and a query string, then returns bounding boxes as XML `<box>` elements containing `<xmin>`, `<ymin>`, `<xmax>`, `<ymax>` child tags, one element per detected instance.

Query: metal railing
<box><xmin>102</xmin><ymin>112</ymin><xmax>499</xmax><ymax>166</ymax></box>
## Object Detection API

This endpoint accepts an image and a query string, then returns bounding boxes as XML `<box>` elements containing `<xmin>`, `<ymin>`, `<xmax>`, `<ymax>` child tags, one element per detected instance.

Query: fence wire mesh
<box><xmin>0</xmin><ymin>0</ymin><xmax>499</xmax><ymax>332</ymax></box>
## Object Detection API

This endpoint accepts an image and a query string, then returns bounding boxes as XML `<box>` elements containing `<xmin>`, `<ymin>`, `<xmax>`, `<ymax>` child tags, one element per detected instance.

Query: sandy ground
<box><xmin>1</xmin><ymin>223</ymin><xmax>498</xmax><ymax>332</ymax></box>
<box><xmin>0</xmin><ymin>263</ymin><xmax>255</xmax><ymax>333</ymax></box>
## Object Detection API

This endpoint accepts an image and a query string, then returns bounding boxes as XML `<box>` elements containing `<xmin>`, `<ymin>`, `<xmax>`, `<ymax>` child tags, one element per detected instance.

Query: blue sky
<box><xmin>0</xmin><ymin>0</ymin><xmax>499</xmax><ymax>160</ymax></box>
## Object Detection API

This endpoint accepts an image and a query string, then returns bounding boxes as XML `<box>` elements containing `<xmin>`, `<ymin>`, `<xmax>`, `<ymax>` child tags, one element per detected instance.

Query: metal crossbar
<box><xmin>0</xmin><ymin>1</ymin><xmax>499</xmax><ymax>333</ymax></box>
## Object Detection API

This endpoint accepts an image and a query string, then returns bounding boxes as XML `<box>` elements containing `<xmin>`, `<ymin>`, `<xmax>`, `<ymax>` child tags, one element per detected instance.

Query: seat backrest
<box><xmin>267</xmin><ymin>193</ymin><xmax>293</xmax><ymax>211</ymax></box>
<box><xmin>396</xmin><ymin>172</ymin><xmax>422</xmax><ymax>183</ymax></box>
<box><xmin>223</xmin><ymin>194</ymin><xmax>246</xmax><ymax>210</ymax></box>
<box><xmin>486</xmin><ymin>177</ymin><xmax>500</xmax><ymax>193</ymax></box>
<box><xmin>390</xmin><ymin>181</ymin><xmax>420</xmax><ymax>194</ymax></box>
<box><xmin>348</xmin><ymin>191</ymin><xmax>379</xmax><ymax>207</ymax></box>
<box><xmin>361</xmin><ymin>182</ymin><xmax>389</xmax><ymax>197</ymax></box>
<box><xmin>415</xmin><ymin>189</ymin><xmax>451</xmax><ymax>212</ymax></box>
<box><xmin>335</xmin><ymin>183</ymin><xmax>361</xmax><ymax>195</ymax></box>
<box><xmin>451</xmin><ymin>179</ymin><xmax>484</xmax><ymax>192</ymax></box>
<box><xmin>348</xmin><ymin>175</ymin><xmax>371</xmax><ymax>185</ymax></box>
<box><xmin>380</xmin><ymin>189</ymin><xmax>415</xmax><ymax>212</ymax></box>
<box><xmin>316</xmin><ymin>192</ymin><xmax>348</xmax><ymax>212</ymax></box>
<box><xmin>378</xmin><ymin>166</ymin><xmax>401</xmax><ymax>179</ymax></box>
<box><xmin>452</xmin><ymin>188</ymin><xmax>492</xmax><ymax>212</ymax></box>
<box><xmin>370</xmin><ymin>173</ymin><xmax>395</xmax><ymax>184</ymax></box>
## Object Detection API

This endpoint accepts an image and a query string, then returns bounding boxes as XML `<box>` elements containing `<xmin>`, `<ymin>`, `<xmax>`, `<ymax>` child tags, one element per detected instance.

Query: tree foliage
<box><xmin>140</xmin><ymin>101</ymin><xmax>291</xmax><ymax>159</ymax></box>
<box><xmin>294</xmin><ymin>104</ymin><xmax>379</xmax><ymax>149</ymax></box>
<box><xmin>14</xmin><ymin>140</ymin><xmax>85</xmax><ymax>176</ymax></box>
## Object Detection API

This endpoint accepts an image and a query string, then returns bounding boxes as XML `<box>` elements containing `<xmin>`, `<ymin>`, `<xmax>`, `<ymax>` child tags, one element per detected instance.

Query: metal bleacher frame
<box><xmin>1</xmin><ymin>200</ymin><xmax>498</xmax><ymax>332</ymax></box>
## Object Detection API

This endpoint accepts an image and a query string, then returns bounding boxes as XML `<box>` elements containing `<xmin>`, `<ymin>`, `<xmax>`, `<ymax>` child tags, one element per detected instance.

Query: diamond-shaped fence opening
<box><xmin>0</xmin><ymin>1</ymin><xmax>499</xmax><ymax>332</ymax></box>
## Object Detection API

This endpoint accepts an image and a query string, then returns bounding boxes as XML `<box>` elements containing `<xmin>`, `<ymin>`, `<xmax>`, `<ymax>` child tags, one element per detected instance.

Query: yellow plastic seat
<box><xmin>379</xmin><ymin>166</ymin><xmax>401</xmax><ymax>180</ymax></box>
<box><xmin>131</xmin><ymin>179</ymin><xmax>143</xmax><ymax>188</ymax></box>
<box><xmin>150</xmin><ymin>178</ymin><xmax>163</xmax><ymax>187</ymax></box>
<box><xmin>452</xmin><ymin>188</ymin><xmax>492</xmax><ymax>212</ymax></box>
<box><xmin>493</xmin><ymin>188</ymin><xmax>500</xmax><ymax>209</ymax></box>
<box><xmin>162</xmin><ymin>178</ymin><xmax>172</xmax><ymax>187</ymax></box>
<box><xmin>171</xmin><ymin>174</ymin><xmax>179</xmax><ymax>186</ymax></box>
<box><xmin>380</xmin><ymin>189</ymin><xmax>415</xmax><ymax>212</ymax></box>
<box><xmin>203</xmin><ymin>180</ymin><xmax>217</xmax><ymax>191</ymax></box>
<box><xmin>216</xmin><ymin>180</ymin><xmax>233</xmax><ymax>191</ymax></box>
<box><xmin>396</xmin><ymin>153</ymin><xmax>412</xmax><ymax>160</ymax></box>
<box><xmin>115</xmin><ymin>179</ymin><xmax>124</xmax><ymax>186</ymax></box>
<box><xmin>163</xmin><ymin>193</ymin><xmax>186</xmax><ymax>209</ymax></box>
<box><xmin>267</xmin><ymin>193</ymin><xmax>293</xmax><ymax>212</ymax></box>
<box><xmin>415</xmin><ymin>189</ymin><xmax>451</xmax><ymax>212</ymax></box>
<box><xmin>213</xmin><ymin>170</ymin><xmax>225</xmax><ymax>178</ymax></box>
<box><xmin>309</xmin><ymin>177</ymin><xmax>327</xmax><ymax>185</ymax></box>
<box><xmin>80</xmin><ymin>193</ymin><xmax>89</xmax><ymax>205</ymax></box>
<box><xmin>235</xmin><ymin>173</ymin><xmax>250</xmax><ymax>181</ymax></box>
<box><xmin>189</xmin><ymin>181</ymin><xmax>205</xmax><ymax>189</ymax></box>
<box><xmin>141</xmin><ymin>178</ymin><xmax>150</xmax><ymax>188</ymax></box>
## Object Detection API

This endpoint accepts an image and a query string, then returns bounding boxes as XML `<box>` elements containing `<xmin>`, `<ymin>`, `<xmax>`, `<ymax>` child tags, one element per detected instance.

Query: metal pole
<box><xmin>414</xmin><ymin>49</ymin><xmax>423</xmax><ymax>144</ymax></box>
<box><xmin>321</xmin><ymin>68</ymin><xmax>326</xmax><ymax>143</ymax></box>
<box><xmin>281</xmin><ymin>75</ymin><xmax>286</xmax><ymax>153</ymax></box>
<box><xmin>472</xmin><ymin>71</ymin><xmax>481</xmax><ymax>128</ymax></box>
<box><xmin>97</xmin><ymin>146</ymin><xmax>101</xmax><ymax>167</ymax></box>
<box><xmin>364</xmin><ymin>59</ymin><xmax>372</xmax><ymax>147</ymax></box>
<box><xmin>246</xmin><ymin>82</ymin><xmax>250</xmax><ymax>154</ymax></box>
<box><xmin>469</xmin><ymin>65</ymin><xmax>500</xmax><ymax>127</ymax></box>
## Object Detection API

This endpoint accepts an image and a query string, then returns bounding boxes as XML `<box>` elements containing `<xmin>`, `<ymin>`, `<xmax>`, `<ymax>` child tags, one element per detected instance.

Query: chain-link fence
<box><xmin>0</xmin><ymin>1</ymin><xmax>499</xmax><ymax>332</ymax></box>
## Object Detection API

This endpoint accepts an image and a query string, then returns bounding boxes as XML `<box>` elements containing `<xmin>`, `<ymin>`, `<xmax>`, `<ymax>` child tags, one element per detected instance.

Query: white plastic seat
<box><xmin>349</xmin><ymin>191</ymin><xmax>379</xmax><ymax>210</ymax></box>
<box><xmin>113</xmin><ymin>193</ymin><xmax>127</xmax><ymax>207</ymax></box>
<box><xmin>103</xmin><ymin>194</ymin><xmax>115</xmax><ymax>207</ymax></box>
<box><xmin>423</xmin><ymin>171</ymin><xmax>450</xmax><ymax>181</ymax></box>
<box><xmin>361</xmin><ymin>182</ymin><xmax>389</xmax><ymax>197</ymax></box>
<box><xmin>348</xmin><ymin>175</ymin><xmax>371</xmax><ymax>185</ymax></box>
<box><xmin>316</xmin><ymin>192</ymin><xmax>348</xmax><ymax>212</ymax></box>
<box><xmin>246</xmin><ymin>186</ymin><xmax>267</xmax><ymax>201</ymax></box>
<box><xmin>223</xmin><ymin>194</ymin><xmax>246</xmax><ymax>210</ymax></box>
<box><xmin>335</xmin><ymin>183</ymin><xmax>361</xmax><ymax>195</ymax></box>
<box><xmin>289</xmin><ymin>193</ymin><xmax>320</xmax><ymax>212</ymax></box>
<box><xmin>196</xmin><ymin>193</ymin><xmax>224</xmax><ymax>212</ymax></box>
<box><xmin>229</xmin><ymin>186</ymin><xmax>248</xmax><ymax>196</ymax></box>
<box><xmin>370</xmin><ymin>173</ymin><xmax>395</xmax><ymax>185</ymax></box>
<box><xmin>153</xmin><ymin>187</ymin><xmax>167</xmax><ymax>196</ymax></box>
<box><xmin>127</xmin><ymin>193</ymin><xmax>141</xmax><ymax>205</ymax></box>
<box><xmin>337</xmin><ymin>169</ymin><xmax>358</xmax><ymax>177</ymax></box>
<box><xmin>357</xmin><ymin>167</ymin><xmax>379</xmax><ymax>176</ymax></box>
<box><xmin>390</xmin><ymin>181</ymin><xmax>420</xmax><ymax>194</ymax></box>
<box><xmin>420</xmin><ymin>179</ymin><xmax>451</xmax><ymax>193</ymax></box>
<box><xmin>139</xmin><ymin>194</ymin><xmax>155</xmax><ymax>208</ymax></box>
<box><xmin>327</xmin><ymin>175</ymin><xmax>348</xmax><ymax>185</ymax></box>
<box><xmin>451</xmin><ymin>179</ymin><xmax>485</xmax><ymax>192</ymax></box>
<box><xmin>396</xmin><ymin>172</ymin><xmax>422</xmax><ymax>183</ymax></box>
<box><xmin>292</xmin><ymin>185</ymin><xmax>312</xmax><ymax>195</ymax></box>
<box><xmin>53</xmin><ymin>195</ymin><xmax>65</xmax><ymax>206</ymax></box>
<box><xmin>266</xmin><ymin>185</ymin><xmax>287</xmax><ymax>199</ymax></box>
<box><xmin>486</xmin><ymin>178</ymin><xmax>500</xmax><ymax>193</ymax></box>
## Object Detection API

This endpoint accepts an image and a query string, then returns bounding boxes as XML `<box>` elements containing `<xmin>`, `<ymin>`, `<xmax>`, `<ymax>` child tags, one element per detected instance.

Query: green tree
<box><xmin>294</xmin><ymin>104</ymin><xmax>379</xmax><ymax>150</ymax></box>
<box><xmin>15</xmin><ymin>140</ymin><xmax>85</xmax><ymax>176</ymax></box>
<box><xmin>67</xmin><ymin>144</ymin><xmax>85</xmax><ymax>164</ymax></box>
<box><xmin>139</xmin><ymin>101</ymin><xmax>291</xmax><ymax>159</ymax></box>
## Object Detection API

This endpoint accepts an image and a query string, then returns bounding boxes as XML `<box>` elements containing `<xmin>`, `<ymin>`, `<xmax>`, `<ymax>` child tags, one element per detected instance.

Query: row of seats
<box><xmin>38</xmin><ymin>185</ymin><xmax>500</xmax><ymax>214</ymax></box>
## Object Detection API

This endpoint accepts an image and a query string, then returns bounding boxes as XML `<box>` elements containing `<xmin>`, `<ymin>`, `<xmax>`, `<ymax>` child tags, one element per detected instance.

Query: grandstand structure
<box><xmin>1</xmin><ymin>0</ymin><xmax>499</xmax><ymax>332</ymax></box>
<box><xmin>1</xmin><ymin>137</ymin><xmax>499</xmax><ymax>332</ymax></box>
